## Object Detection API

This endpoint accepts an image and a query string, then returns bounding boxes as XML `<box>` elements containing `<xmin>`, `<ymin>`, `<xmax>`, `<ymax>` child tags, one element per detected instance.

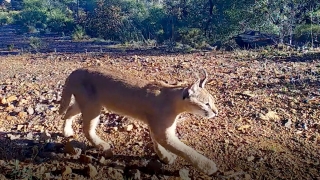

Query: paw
<box><xmin>200</xmin><ymin>159</ymin><xmax>218</xmax><ymax>176</ymax></box>
<box><xmin>63</xmin><ymin>128</ymin><xmax>74</xmax><ymax>137</ymax></box>
<box><xmin>96</xmin><ymin>142</ymin><xmax>111</xmax><ymax>151</ymax></box>
<box><xmin>102</xmin><ymin>148</ymin><xmax>113</xmax><ymax>158</ymax></box>
<box><xmin>158</xmin><ymin>152</ymin><xmax>177</xmax><ymax>164</ymax></box>
<box><xmin>96</xmin><ymin>142</ymin><xmax>113</xmax><ymax>158</ymax></box>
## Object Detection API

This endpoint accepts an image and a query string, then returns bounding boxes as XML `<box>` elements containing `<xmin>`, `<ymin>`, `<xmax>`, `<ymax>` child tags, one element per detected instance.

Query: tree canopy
<box><xmin>1</xmin><ymin>0</ymin><xmax>319</xmax><ymax>47</ymax></box>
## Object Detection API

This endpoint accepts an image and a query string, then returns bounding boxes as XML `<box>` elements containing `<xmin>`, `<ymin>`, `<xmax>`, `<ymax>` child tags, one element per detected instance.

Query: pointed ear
<box><xmin>182</xmin><ymin>80</ymin><xmax>199</xmax><ymax>100</ymax></box>
<box><xmin>199</xmin><ymin>69</ymin><xmax>208</xmax><ymax>88</ymax></box>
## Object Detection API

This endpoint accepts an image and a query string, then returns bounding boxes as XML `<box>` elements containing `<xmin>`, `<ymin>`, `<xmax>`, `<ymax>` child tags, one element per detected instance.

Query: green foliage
<box><xmin>29</xmin><ymin>36</ymin><xmax>44</xmax><ymax>51</ymax></box>
<box><xmin>14</xmin><ymin>0</ymin><xmax>75</xmax><ymax>33</ymax></box>
<box><xmin>85</xmin><ymin>0</ymin><xmax>123</xmax><ymax>41</ymax></box>
<box><xmin>72</xmin><ymin>25</ymin><xmax>86</xmax><ymax>41</ymax></box>
<box><xmin>3</xmin><ymin>0</ymin><xmax>320</xmax><ymax>48</ymax></box>
<box><xmin>177</xmin><ymin>28</ymin><xmax>205</xmax><ymax>48</ymax></box>
<box><xmin>295</xmin><ymin>24</ymin><xmax>320</xmax><ymax>35</ymax></box>
<box><xmin>0</xmin><ymin>11</ymin><xmax>19</xmax><ymax>25</ymax></box>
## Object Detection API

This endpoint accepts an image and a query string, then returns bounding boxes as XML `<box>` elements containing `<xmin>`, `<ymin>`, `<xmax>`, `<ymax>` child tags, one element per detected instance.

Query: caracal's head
<box><xmin>181</xmin><ymin>70</ymin><xmax>218</xmax><ymax>119</ymax></box>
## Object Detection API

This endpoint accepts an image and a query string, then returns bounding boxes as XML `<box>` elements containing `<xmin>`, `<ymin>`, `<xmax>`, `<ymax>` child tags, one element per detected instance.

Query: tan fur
<box><xmin>58</xmin><ymin>66</ymin><xmax>219</xmax><ymax>175</ymax></box>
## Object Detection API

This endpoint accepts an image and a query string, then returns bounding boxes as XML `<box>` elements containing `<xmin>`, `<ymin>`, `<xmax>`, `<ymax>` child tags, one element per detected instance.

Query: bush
<box><xmin>29</xmin><ymin>36</ymin><xmax>44</xmax><ymax>51</ymax></box>
<box><xmin>177</xmin><ymin>28</ymin><xmax>206</xmax><ymax>48</ymax></box>
<box><xmin>294</xmin><ymin>24</ymin><xmax>320</xmax><ymax>46</ymax></box>
<box><xmin>0</xmin><ymin>11</ymin><xmax>18</xmax><ymax>25</ymax></box>
<box><xmin>72</xmin><ymin>25</ymin><xmax>86</xmax><ymax>41</ymax></box>
<box><xmin>13</xmin><ymin>0</ymin><xmax>75</xmax><ymax>34</ymax></box>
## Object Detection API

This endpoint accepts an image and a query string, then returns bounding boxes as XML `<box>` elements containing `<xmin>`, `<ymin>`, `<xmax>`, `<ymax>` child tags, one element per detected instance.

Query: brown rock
<box><xmin>128</xmin><ymin>169</ymin><xmax>141</xmax><ymax>180</ymax></box>
<box><xmin>179</xmin><ymin>168</ymin><xmax>191</xmax><ymax>180</ymax></box>
<box><xmin>146</xmin><ymin>160</ymin><xmax>162</xmax><ymax>173</ymax></box>
<box><xmin>18</xmin><ymin>111</ymin><xmax>27</xmax><ymax>118</ymax></box>
<box><xmin>247</xmin><ymin>156</ymin><xmax>255</xmax><ymax>162</ymax></box>
<box><xmin>17</xmin><ymin>124</ymin><xmax>24</xmax><ymax>131</ymax></box>
<box><xmin>7</xmin><ymin>95</ymin><xmax>18</xmax><ymax>103</ymax></box>
<box><xmin>80</xmin><ymin>154</ymin><xmax>93</xmax><ymax>163</ymax></box>
<box><xmin>259</xmin><ymin>111</ymin><xmax>280</xmax><ymax>121</ymax></box>
<box><xmin>64</xmin><ymin>141</ymin><xmax>76</xmax><ymax>155</ymax></box>
<box><xmin>107</xmin><ymin>167</ymin><xmax>123</xmax><ymax>180</ymax></box>
<box><xmin>99</xmin><ymin>156</ymin><xmax>107</xmax><ymax>165</ymax></box>
<box><xmin>62</xmin><ymin>166</ymin><xmax>72</xmax><ymax>176</ymax></box>
<box><xmin>244</xmin><ymin>173</ymin><xmax>251</xmax><ymax>180</ymax></box>
<box><xmin>1</xmin><ymin>97</ymin><xmax>7</xmax><ymax>104</ymax></box>
<box><xmin>5</xmin><ymin>105</ymin><xmax>15</xmax><ymax>111</ymax></box>
<box><xmin>85</xmin><ymin>164</ymin><xmax>98</xmax><ymax>178</ymax></box>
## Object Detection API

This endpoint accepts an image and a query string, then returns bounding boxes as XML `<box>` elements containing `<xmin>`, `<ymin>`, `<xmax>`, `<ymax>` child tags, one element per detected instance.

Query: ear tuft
<box><xmin>199</xmin><ymin>69</ymin><xmax>208</xmax><ymax>88</ymax></box>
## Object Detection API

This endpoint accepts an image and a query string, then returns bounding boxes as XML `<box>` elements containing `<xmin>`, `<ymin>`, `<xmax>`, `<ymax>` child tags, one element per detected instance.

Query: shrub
<box><xmin>72</xmin><ymin>25</ymin><xmax>86</xmax><ymax>41</ymax></box>
<box><xmin>29</xmin><ymin>36</ymin><xmax>44</xmax><ymax>51</ymax></box>
<box><xmin>13</xmin><ymin>0</ymin><xmax>75</xmax><ymax>34</ymax></box>
<box><xmin>0</xmin><ymin>11</ymin><xmax>18</xmax><ymax>25</ymax></box>
<box><xmin>177</xmin><ymin>28</ymin><xmax>206</xmax><ymax>48</ymax></box>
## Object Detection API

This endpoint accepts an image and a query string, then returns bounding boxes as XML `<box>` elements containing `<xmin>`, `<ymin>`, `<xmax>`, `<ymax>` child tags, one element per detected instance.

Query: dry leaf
<box><xmin>237</xmin><ymin>125</ymin><xmax>251</xmax><ymax>131</ymax></box>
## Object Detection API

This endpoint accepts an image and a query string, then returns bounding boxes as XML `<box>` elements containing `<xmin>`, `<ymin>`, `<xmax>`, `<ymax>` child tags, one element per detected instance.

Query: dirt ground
<box><xmin>0</xmin><ymin>50</ymin><xmax>319</xmax><ymax>180</ymax></box>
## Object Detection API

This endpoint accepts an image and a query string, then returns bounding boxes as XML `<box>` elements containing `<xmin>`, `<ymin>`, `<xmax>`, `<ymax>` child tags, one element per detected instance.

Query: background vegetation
<box><xmin>0</xmin><ymin>0</ymin><xmax>319</xmax><ymax>49</ymax></box>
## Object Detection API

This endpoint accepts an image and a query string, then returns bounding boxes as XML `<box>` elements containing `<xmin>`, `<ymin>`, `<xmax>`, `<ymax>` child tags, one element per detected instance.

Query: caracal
<box><xmin>58</xmin><ymin>66</ymin><xmax>219</xmax><ymax>175</ymax></box>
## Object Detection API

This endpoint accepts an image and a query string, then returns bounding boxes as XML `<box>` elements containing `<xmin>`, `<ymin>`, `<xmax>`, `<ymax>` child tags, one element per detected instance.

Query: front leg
<box><xmin>151</xmin><ymin>122</ymin><xmax>218</xmax><ymax>175</ymax></box>
<box><xmin>150</xmin><ymin>130</ymin><xmax>177</xmax><ymax>164</ymax></box>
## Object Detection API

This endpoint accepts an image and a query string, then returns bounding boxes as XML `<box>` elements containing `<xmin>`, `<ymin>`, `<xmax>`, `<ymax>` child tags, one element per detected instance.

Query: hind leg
<box><xmin>80</xmin><ymin>102</ymin><xmax>112</xmax><ymax>154</ymax></box>
<box><xmin>62</xmin><ymin>101</ymin><xmax>81</xmax><ymax>137</ymax></box>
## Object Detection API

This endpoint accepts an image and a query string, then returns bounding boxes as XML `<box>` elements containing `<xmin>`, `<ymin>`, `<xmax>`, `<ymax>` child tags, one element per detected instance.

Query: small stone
<box><xmin>179</xmin><ymin>168</ymin><xmax>191</xmax><ymax>180</ymax></box>
<box><xmin>1</xmin><ymin>97</ymin><xmax>7</xmax><ymax>104</ymax></box>
<box><xmin>44</xmin><ymin>173</ymin><xmax>51</xmax><ymax>179</ymax></box>
<box><xmin>62</xmin><ymin>166</ymin><xmax>72</xmax><ymax>176</ymax></box>
<box><xmin>126</xmin><ymin>124</ymin><xmax>134</xmax><ymax>131</ymax></box>
<box><xmin>259</xmin><ymin>111</ymin><xmax>280</xmax><ymax>121</ymax></box>
<box><xmin>99</xmin><ymin>156</ymin><xmax>106</xmax><ymax>165</ymax></box>
<box><xmin>107</xmin><ymin>167</ymin><xmax>123</xmax><ymax>180</ymax></box>
<box><xmin>18</xmin><ymin>99</ymin><xmax>28</xmax><ymax>106</ymax></box>
<box><xmin>151</xmin><ymin>175</ymin><xmax>159</xmax><ymax>180</ymax></box>
<box><xmin>18</xmin><ymin>111</ymin><xmax>27</xmax><ymax>118</ymax></box>
<box><xmin>13</xmin><ymin>107</ymin><xmax>23</xmax><ymax>113</ymax></box>
<box><xmin>7</xmin><ymin>95</ymin><xmax>17</xmax><ymax>103</ymax></box>
<box><xmin>128</xmin><ymin>169</ymin><xmax>141</xmax><ymax>180</ymax></box>
<box><xmin>224</xmin><ymin>170</ymin><xmax>235</xmax><ymax>176</ymax></box>
<box><xmin>5</xmin><ymin>105</ymin><xmax>15</xmax><ymax>111</ymax></box>
<box><xmin>26</xmin><ymin>132</ymin><xmax>33</xmax><ymax>139</ymax></box>
<box><xmin>247</xmin><ymin>156</ymin><xmax>255</xmax><ymax>162</ymax></box>
<box><xmin>237</xmin><ymin>125</ymin><xmax>250</xmax><ymax>131</ymax></box>
<box><xmin>27</xmin><ymin>107</ymin><xmax>34</xmax><ymax>115</ymax></box>
<box><xmin>85</xmin><ymin>164</ymin><xmax>98</xmax><ymax>178</ymax></box>
<box><xmin>17</xmin><ymin>124</ymin><xmax>24</xmax><ymax>131</ymax></box>
<box><xmin>284</xmin><ymin>119</ymin><xmax>292</xmax><ymax>128</ymax></box>
<box><xmin>240</xmin><ymin>91</ymin><xmax>255</xmax><ymax>97</ymax></box>
<box><xmin>7</xmin><ymin>133</ymin><xmax>20</xmax><ymax>140</ymax></box>
<box><xmin>244</xmin><ymin>173</ymin><xmax>251</xmax><ymax>180</ymax></box>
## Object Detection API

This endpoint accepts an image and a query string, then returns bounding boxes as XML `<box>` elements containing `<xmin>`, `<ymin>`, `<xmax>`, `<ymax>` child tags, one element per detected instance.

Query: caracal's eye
<box><xmin>205</xmin><ymin>103</ymin><xmax>210</xmax><ymax>106</ymax></box>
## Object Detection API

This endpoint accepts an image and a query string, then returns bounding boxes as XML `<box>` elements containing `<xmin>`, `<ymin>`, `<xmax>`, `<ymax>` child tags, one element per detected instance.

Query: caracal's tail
<box><xmin>58</xmin><ymin>75</ymin><xmax>73</xmax><ymax>115</ymax></box>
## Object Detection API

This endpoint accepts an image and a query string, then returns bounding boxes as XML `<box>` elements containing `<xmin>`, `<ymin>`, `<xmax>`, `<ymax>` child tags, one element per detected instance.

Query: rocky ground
<box><xmin>0</xmin><ymin>50</ymin><xmax>319</xmax><ymax>180</ymax></box>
